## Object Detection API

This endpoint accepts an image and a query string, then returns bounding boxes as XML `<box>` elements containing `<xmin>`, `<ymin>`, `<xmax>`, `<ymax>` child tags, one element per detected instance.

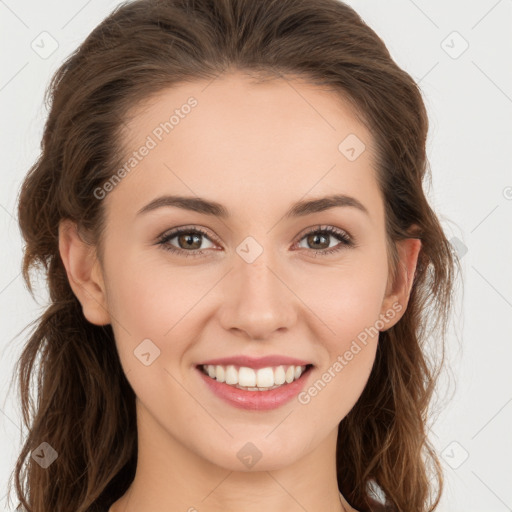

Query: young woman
<box><xmin>10</xmin><ymin>0</ymin><xmax>458</xmax><ymax>511</ymax></box>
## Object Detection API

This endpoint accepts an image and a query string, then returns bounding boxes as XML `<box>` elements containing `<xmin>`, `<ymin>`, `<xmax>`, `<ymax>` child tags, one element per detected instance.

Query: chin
<box><xmin>194</xmin><ymin>432</ymin><xmax>314</xmax><ymax>472</ymax></box>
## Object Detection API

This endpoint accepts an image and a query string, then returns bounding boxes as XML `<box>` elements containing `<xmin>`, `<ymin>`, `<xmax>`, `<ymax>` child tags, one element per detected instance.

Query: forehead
<box><xmin>107</xmin><ymin>71</ymin><xmax>383</xmax><ymax>227</ymax></box>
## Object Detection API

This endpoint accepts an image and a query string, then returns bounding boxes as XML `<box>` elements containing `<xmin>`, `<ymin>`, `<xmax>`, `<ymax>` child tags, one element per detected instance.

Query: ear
<box><xmin>379</xmin><ymin>236</ymin><xmax>422</xmax><ymax>330</ymax></box>
<box><xmin>58</xmin><ymin>219</ymin><xmax>111</xmax><ymax>326</ymax></box>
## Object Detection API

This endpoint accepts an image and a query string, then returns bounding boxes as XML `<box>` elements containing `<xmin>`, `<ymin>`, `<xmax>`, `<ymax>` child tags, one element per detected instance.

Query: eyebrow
<box><xmin>136</xmin><ymin>193</ymin><xmax>369</xmax><ymax>218</ymax></box>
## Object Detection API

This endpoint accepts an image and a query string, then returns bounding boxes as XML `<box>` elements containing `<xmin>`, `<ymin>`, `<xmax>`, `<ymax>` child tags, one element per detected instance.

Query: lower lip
<box><xmin>196</xmin><ymin>366</ymin><xmax>312</xmax><ymax>410</ymax></box>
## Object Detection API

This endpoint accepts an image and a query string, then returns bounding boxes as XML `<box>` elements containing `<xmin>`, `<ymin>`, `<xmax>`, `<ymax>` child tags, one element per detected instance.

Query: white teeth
<box><xmin>238</xmin><ymin>367</ymin><xmax>256</xmax><ymax>387</ymax></box>
<box><xmin>201</xmin><ymin>363</ymin><xmax>309</xmax><ymax>390</ymax></box>
<box><xmin>225</xmin><ymin>365</ymin><xmax>238</xmax><ymax>385</ymax></box>
<box><xmin>215</xmin><ymin>365</ymin><xmax>225</xmax><ymax>383</ymax></box>
<box><xmin>274</xmin><ymin>365</ymin><xmax>286</xmax><ymax>385</ymax></box>
<box><xmin>256</xmin><ymin>367</ymin><xmax>275</xmax><ymax>388</ymax></box>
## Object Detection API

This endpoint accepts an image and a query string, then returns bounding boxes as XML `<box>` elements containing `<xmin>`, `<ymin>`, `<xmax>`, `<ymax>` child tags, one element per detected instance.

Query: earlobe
<box><xmin>380</xmin><ymin>236</ymin><xmax>422</xmax><ymax>329</ymax></box>
<box><xmin>58</xmin><ymin>219</ymin><xmax>111</xmax><ymax>326</ymax></box>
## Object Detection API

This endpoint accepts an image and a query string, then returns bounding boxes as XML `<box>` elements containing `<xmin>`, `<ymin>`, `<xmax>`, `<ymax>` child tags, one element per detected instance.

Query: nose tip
<box><xmin>219</xmin><ymin>260</ymin><xmax>297</xmax><ymax>340</ymax></box>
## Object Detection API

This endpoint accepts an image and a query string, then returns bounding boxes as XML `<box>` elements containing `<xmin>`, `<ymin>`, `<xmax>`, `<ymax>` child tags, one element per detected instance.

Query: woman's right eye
<box><xmin>157</xmin><ymin>227</ymin><xmax>217</xmax><ymax>258</ymax></box>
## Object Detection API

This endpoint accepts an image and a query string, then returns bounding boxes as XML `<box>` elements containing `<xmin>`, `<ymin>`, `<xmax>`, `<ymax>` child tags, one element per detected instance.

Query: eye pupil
<box><xmin>179</xmin><ymin>233</ymin><xmax>201</xmax><ymax>249</ymax></box>
<box><xmin>308</xmin><ymin>233</ymin><xmax>328</xmax><ymax>249</ymax></box>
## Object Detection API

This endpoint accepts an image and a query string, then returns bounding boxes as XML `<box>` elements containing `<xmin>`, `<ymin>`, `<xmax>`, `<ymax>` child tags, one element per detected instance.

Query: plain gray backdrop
<box><xmin>1</xmin><ymin>0</ymin><xmax>511</xmax><ymax>511</ymax></box>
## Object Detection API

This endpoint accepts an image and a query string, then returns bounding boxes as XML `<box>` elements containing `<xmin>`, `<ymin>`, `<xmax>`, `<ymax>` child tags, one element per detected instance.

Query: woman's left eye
<box><xmin>156</xmin><ymin>225</ymin><xmax>355</xmax><ymax>258</ymax></box>
<box><xmin>295</xmin><ymin>225</ymin><xmax>355</xmax><ymax>255</ymax></box>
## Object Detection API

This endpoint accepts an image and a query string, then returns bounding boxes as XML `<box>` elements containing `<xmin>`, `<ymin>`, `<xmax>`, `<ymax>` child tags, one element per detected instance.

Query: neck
<box><xmin>109</xmin><ymin>400</ymin><xmax>352</xmax><ymax>512</ymax></box>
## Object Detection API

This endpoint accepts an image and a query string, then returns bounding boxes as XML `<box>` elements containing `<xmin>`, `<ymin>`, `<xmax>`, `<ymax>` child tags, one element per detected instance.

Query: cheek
<box><xmin>105</xmin><ymin>247</ymin><xmax>209</xmax><ymax>330</ymax></box>
<box><xmin>102</xmin><ymin>258</ymin><xmax>206</xmax><ymax>414</ymax></box>
<box><xmin>298</xmin><ymin>252</ymin><xmax>389</xmax><ymax>340</ymax></box>
<box><xmin>293</xmin><ymin>251</ymin><xmax>388</xmax><ymax>399</ymax></box>
<box><xmin>103</xmin><ymin>250</ymin><xmax>220</xmax><ymax>374</ymax></box>
<box><xmin>295</xmin><ymin>265</ymin><xmax>385</xmax><ymax>420</ymax></box>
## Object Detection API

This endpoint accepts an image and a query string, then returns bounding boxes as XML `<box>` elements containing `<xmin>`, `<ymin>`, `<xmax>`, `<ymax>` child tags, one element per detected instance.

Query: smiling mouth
<box><xmin>197</xmin><ymin>363</ymin><xmax>314</xmax><ymax>391</ymax></box>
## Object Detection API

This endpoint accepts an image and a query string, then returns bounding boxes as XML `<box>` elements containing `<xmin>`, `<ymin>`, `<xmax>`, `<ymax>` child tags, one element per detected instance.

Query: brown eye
<box><xmin>305</xmin><ymin>232</ymin><xmax>330</xmax><ymax>250</ymax></box>
<box><xmin>296</xmin><ymin>226</ymin><xmax>354</xmax><ymax>255</ymax></box>
<box><xmin>157</xmin><ymin>227</ymin><xmax>216</xmax><ymax>257</ymax></box>
<box><xmin>176</xmin><ymin>232</ymin><xmax>203</xmax><ymax>250</ymax></box>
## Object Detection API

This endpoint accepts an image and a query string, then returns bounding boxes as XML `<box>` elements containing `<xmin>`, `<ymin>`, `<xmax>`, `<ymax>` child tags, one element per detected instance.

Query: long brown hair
<box><xmin>10</xmin><ymin>0</ymin><xmax>459</xmax><ymax>510</ymax></box>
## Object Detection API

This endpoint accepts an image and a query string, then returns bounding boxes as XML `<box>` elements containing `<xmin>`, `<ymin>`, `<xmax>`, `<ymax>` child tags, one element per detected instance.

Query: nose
<box><xmin>218</xmin><ymin>253</ymin><xmax>298</xmax><ymax>341</ymax></box>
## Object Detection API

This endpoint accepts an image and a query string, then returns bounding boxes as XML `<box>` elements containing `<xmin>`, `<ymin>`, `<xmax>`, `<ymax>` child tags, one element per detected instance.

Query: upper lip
<box><xmin>197</xmin><ymin>355</ymin><xmax>313</xmax><ymax>369</ymax></box>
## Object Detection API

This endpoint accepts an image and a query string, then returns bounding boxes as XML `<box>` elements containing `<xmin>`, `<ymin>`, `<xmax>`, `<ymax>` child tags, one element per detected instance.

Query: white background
<box><xmin>1</xmin><ymin>1</ymin><xmax>511</xmax><ymax>511</ymax></box>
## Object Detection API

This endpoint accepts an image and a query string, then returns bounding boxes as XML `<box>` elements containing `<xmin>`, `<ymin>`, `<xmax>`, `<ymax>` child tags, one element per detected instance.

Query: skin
<box><xmin>59</xmin><ymin>71</ymin><xmax>421</xmax><ymax>512</ymax></box>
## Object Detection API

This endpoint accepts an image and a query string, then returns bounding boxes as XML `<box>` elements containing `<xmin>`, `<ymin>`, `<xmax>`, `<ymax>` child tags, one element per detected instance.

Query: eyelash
<box><xmin>156</xmin><ymin>224</ymin><xmax>355</xmax><ymax>258</ymax></box>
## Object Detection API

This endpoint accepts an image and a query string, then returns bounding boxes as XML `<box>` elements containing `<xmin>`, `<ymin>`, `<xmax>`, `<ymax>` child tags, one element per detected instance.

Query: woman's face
<box><xmin>72</xmin><ymin>72</ymin><xmax>418</xmax><ymax>471</ymax></box>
